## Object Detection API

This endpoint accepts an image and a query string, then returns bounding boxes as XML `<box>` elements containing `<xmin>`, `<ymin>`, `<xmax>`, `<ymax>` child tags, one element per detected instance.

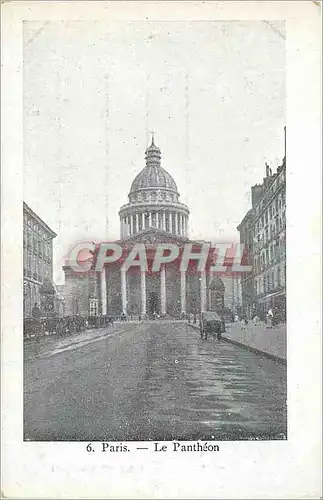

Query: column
<box><xmin>136</xmin><ymin>213</ymin><xmax>139</xmax><ymax>234</ymax></box>
<box><xmin>160</xmin><ymin>265</ymin><xmax>166</xmax><ymax>315</ymax></box>
<box><xmin>127</xmin><ymin>216</ymin><xmax>131</xmax><ymax>237</ymax></box>
<box><xmin>200</xmin><ymin>271</ymin><xmax>207</xmax><ymax>312</ymax></box>
<box><xmin>132</xmin><ymin>214</ymin><xmax>135</xmax><ymax>234</ymax></box>
<box><xmin>156</xmin><ymin>211</ymin><xmax>159</xmax><ymax>229</ymax></box>
<box><xmin>121</xmin><ymin>268</ymin><xmax>127</xmax><ymax>314</ymax></box>
<box><xmin>169</xmin><ymin>211</ymin><xmax>173</xmax><ymax>233</ymax></box>
<box><xmin>101</xmin><ymin>268</ymin><xmax>107</xmax><ymax>315</ymax></box>
<box><xmin>175</xmin><ymin>213</ymin><xmax>178</xmax><ymax>235</ymax></box>
<box><xmin>180</xmin><ymin>215</ymin><xmax>183</xmax><ymax>236</ymax></box>
<box><xmin>140</xmin><ymin>270</ymin><xmax>146</xmax><ymax>316</ymax></box>
<box><xmin>180</xmin><ymin>270</ymin><xmax>186</xmax><ymax>314</ymax></box>
<box><xmin>142</xmin><ymin>212</ymin><xmax>145</xmax><ymax>231</ymax></box>
<box><xmin>129</xmin><ymin>215</ymin><xmax>133</xmax><ymax>236</ymax></box>
<box><xmin>124</xmin><ymin>218</ymin><xmax>127</xmax><ymax>238</ymax></box>
<box><xmin>208</xmin><ymin>287</ymin><xmax>212</xmax><ymax>310</ymax></box>
<box><xmin>163</xmin><ymin>211</ymin><xmax>166</xmax><ymax>231</ymax></box>
<box><xmin>149</xmin><ymin>212</ymin><xmax>152</xmax><ymax>227</ymax></box>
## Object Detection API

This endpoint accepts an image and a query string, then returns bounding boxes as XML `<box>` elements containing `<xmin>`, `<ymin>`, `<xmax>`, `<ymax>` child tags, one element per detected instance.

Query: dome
<box><xmin>129</xmin><ymin>136</ymin><xmax>178</xmax><ymax>195</ymax></box>
<box><xmin>130</xmin><ymin>165</ymin><xmax>178</xmax><ymax>194</ymax></box>
<box><xmin>119</xmin><ymin>135</ymin><xmax>189</xmax><ymax>239</ymax></box>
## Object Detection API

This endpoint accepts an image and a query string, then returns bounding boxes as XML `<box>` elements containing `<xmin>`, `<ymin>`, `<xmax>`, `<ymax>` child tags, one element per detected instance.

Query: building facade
<box><xmin>62</xmin><ymin>265</ymin><xmax>101</xmax><ymax>317</ymax></box>
<box><xmin>238</xmin><ymin>156</ymin><xmax>286</xmax><ymax>321</ymax></box>
<box><xmin>63</xmin><ymin>138</ymin><xmax>241</xmax><ymax>318</ymax></box>
<box><xmin>23</xmin><ymin>202</ymin><xmax>58</xmax><ymax>318</ymax></box>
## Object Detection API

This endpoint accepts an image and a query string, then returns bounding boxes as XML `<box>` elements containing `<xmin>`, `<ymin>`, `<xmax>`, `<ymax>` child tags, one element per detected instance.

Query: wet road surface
<box><xmin>24</xmin><ymin>321</ymin><xmax>287</xmax><ymax>441</ymax></box>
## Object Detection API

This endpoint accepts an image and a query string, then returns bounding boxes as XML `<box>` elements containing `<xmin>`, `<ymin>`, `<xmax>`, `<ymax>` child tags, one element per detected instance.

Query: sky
<box><xmin>23</xmin><ymin>21</ymin><xmax>285</xmax><ymax>284</ymax></box>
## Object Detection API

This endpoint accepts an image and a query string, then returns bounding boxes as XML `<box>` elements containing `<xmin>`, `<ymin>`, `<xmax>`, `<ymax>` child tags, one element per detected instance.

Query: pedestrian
<box><xmin>266</xmin><ymin>309</ymin><xmax>273</xmax><ymax>328</ymax></box>
<box><xmin>31</xmin><ymin>302</ymin><xmax>42</xmax><ymax>338</ymax></box>
<box><xmin>253</xmin><ymin>315</ymin><xmax>259</xmax><ymax>326</ymax></box>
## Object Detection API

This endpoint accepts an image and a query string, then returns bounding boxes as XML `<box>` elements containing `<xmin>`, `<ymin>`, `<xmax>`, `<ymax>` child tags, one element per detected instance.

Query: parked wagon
<box><xmin>199</xmin><ymin>311</ymin><xmax>225</xmax><ymax>340</ymax></box>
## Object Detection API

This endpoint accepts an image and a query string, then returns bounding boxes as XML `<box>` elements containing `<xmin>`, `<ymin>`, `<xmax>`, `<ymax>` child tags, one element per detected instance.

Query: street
<box><xmin>24</xmin><ymin>321</ymin><xmax>287</xmax><ymax>441</ymax></box>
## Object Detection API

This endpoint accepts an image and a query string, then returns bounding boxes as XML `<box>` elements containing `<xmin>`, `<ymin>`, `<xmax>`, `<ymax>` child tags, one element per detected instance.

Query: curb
<box><xmin>187</xmin><ymin>322</ymin><xmax>286</xmax><ymax>365</ymax></box>
<box><xmin>221</xmin><ymin>336</ymin><xmax>286</xmax><ymax>365</ymax></box>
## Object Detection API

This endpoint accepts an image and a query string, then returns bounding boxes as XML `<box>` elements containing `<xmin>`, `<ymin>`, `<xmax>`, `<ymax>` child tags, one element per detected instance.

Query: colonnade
<box><xmin>101</xmin><ymin>268</ymin><xmax>207</xmax><ymax>316</ymax></box>
<box><xmin>121</xmin><ymin>210</ymin><xmax>188</xmax><ymax>238</ymax></box>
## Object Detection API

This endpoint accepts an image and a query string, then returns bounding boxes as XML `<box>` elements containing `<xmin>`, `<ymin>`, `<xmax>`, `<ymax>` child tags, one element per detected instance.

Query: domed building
<box><xmin>119</xmin><ymin>136</ymin><xmax>189</xmax><ymax>239</ymax></box>
<box><xmin>63</xmin><ymin>137</ymin><xmax>241</xmax><ymax>319</ymax></box>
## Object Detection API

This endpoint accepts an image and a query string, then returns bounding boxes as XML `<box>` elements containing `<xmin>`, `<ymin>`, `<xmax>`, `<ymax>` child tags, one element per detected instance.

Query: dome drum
<box><xmin>120</xmin><ymin>207</ymin><xmax>189</xmax><ymax>238</ymax></box>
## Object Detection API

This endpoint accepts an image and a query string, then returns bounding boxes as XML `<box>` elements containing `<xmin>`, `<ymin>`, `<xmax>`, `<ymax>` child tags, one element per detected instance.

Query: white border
<box><xmin>1</xmin><ymin>2</ymin><xmax>322</xmax><ymax>498</ymax></box>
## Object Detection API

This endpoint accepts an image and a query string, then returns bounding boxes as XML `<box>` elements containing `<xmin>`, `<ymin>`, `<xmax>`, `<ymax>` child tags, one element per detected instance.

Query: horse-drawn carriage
<box><xmin>199</xmin><ymin>311</ymin><xmax>225</xmax><ymax>340</ymax></box>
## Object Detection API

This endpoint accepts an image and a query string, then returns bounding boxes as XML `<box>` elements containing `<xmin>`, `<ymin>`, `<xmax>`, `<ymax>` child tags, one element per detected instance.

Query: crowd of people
<box><xmin>233</xmin><ymin>307</ymin><xmax>283</xmax><ymax>328</ymax></box>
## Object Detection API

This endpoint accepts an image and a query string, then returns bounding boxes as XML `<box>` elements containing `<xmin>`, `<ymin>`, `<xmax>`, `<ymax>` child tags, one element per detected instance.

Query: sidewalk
<box><xmin>188</xmin><ymin>320</ymin><xmax>286</xmax><ymax>363</ymax></box>
<box><xmin>223</xmin><ymin>321</ymin><xmax>286</xmax><ymax>363</ymax></box>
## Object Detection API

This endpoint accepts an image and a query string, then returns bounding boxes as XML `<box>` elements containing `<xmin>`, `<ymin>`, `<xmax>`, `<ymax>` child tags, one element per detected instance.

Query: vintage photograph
<box><xmin>23</xmin><ymin>20</ymin><xmax>287</xmax><ymax>442</ymax></box>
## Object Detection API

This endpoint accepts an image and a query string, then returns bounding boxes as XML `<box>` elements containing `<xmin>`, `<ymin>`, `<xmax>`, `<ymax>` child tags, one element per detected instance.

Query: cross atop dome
<box><xmin>147</xmin><ymin>129</ymin><xmax>159</xmax><ymax>150</ymax></box>
<box><xmin>145</xmin><ymin>130</ymin><xmax>161</xmax><ymax>166</ymax></box>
